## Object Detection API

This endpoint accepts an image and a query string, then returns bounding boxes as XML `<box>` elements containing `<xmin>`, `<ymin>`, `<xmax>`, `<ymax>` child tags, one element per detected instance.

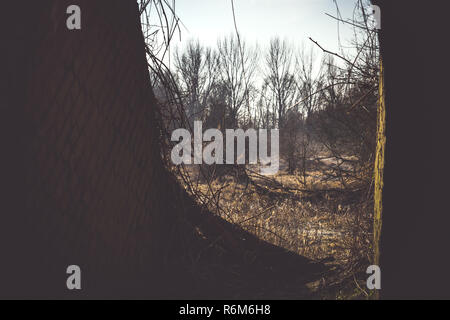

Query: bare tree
<box><xmin>216</xmin><ymin>34</ymin><xmax>258</xmax><ymax>127</ymax></box>
<box><xmin>295</xmin><ymin>44</ymin><xmax>325</xmax><ymax>119</ymax></box>
<box><xmin>263</xmin><ymin>37</ymin><xmax>298</xmax><ymax>129</ymax></box>
<box><xmin>174</xmin><ymin>40</ymin><xmax>219</xmax><ymax>124</ymax></box>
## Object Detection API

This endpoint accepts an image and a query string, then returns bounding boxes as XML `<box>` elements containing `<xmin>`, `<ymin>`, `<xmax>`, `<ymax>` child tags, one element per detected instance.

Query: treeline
<box><xmin>154</xmin><ymin>31</ymin><xmax>378</xmax><ymax>184</ymax></box>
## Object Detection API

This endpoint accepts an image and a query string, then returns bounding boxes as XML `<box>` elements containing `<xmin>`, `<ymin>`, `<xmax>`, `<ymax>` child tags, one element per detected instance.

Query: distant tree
<box><xmin>263</xmin><ymin>37</ymin><xmax>297</xmax><ymax>129</ymax></box>
<box><xmin>216</xmin><ymin>34</ymin><xmax>258</xmax><ymax>127</ymax></box>
<box><xmin>174</xmin><ymin>40</ymin><xmax>219</xmax><ymax>124</ymax></box>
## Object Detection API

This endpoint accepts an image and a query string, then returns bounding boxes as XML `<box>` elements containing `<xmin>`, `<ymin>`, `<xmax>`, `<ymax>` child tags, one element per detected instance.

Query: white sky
<box><xmin>170</xmin><ymin>0</ymin><xmax>360</xmax><ymax>55</ymax></box>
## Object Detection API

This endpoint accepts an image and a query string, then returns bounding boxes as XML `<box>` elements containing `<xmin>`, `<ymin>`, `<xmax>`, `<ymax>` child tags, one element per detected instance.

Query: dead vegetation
<box><xmin>172</xmin><ymin>149</ymin><xmax>373</xmax><ymax>298</ymax></box>
<box><xmin>139</xmin><ymin>0</ymin><xmax>379</xmax><ymax>299</ymax></box>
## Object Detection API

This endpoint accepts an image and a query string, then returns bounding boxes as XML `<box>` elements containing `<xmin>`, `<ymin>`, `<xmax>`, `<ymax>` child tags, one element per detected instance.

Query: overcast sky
<box><xmin>170</xmin><ymin>0</ymin><xmax>360</xmax><ymax>55</ymax></box>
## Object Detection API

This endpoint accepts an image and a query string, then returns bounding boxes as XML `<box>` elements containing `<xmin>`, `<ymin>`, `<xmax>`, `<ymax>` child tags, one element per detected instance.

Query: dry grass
<box><xmin>173</xmin><ymin>158</ymin><xmax>373</xmax><ymax>299</ymax></box>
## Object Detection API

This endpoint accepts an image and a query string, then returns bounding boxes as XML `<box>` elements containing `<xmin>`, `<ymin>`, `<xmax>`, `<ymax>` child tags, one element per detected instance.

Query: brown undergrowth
<box><xmin>172</xmin><ymin>158</ymin><xmax>373</xmax><ymax>299</ymax></box>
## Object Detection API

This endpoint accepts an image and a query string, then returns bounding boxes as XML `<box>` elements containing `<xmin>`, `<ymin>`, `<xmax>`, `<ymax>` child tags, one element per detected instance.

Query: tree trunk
<box><xmin>1</xmin><ymin>0</ymin><xmax>325</xmax><ymax>299</ymax></box>
<box><xmin>1</xmin><ymin>0</ymin><xmax>186</xmax><ymax>298</ymax></box>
